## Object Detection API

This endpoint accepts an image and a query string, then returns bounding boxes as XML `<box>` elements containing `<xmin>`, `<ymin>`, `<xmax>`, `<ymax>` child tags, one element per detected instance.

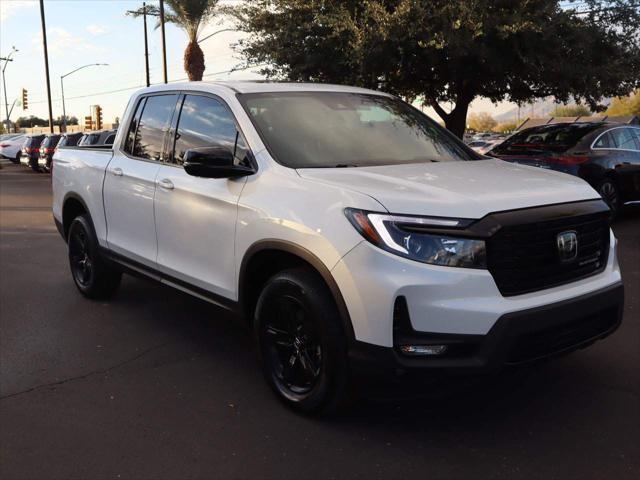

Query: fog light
<box><xmin>399</xmin><ymin>345</ymin><xmax>448</xmax><ymax>356</ymax></box>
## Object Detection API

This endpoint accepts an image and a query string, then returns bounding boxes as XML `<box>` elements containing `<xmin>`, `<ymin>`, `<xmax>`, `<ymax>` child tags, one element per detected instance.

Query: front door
<box><xmin>154</xmin><ymin>93</ymin><xmax>252</xmax><ymax>299</ymax></box>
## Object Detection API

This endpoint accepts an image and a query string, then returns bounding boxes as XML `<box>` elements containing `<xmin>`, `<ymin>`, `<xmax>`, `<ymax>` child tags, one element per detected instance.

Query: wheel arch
<box><xmin>61</xmin><ymin>193</ymin><xmax>90</xmax><ymax>241</ymax></box>
<box><xmin>238</xmin><ymin>240</ymin><xmax>355</xmax><ymax>343</ymax></box>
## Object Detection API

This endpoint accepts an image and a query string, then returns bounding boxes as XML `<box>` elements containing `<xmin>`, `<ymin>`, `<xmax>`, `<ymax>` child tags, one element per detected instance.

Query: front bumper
<box><xmin>349</xmin><ymin>282</ymin><xmax>624</xmax><ymax>378</ymax></box>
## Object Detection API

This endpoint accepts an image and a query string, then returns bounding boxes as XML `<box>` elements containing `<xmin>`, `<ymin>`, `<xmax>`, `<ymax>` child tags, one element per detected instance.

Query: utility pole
<box><xmin>1</xmin><ymin>47</ymin><xmax>18</xmax><ymax>133</ymax></box>
<box><xmin>143</xmin><ymin>2</ymin><xmax>150</xmax><ymax>87</ymax></box>
<box><xmin>39</xmin><ymin>0</ymin><xmax>54</xmax><ymax>133</ymax></box>
<box><xmin>127</xmin><ymin>3</ymin><xmax>153</xmax><ymax>87</ymax></box>
<box><xmin>159</xmin><ymin>0</ymin><xmax>168</xmax><ymax>83</ymax></box>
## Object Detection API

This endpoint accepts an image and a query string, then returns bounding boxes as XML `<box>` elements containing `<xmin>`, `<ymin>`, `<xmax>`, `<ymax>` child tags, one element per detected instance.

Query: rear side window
<box><xmin>610</xmin><ymin>128</ymin><xmax>639</xmax><ymax>151</ymax></box>
<box><xmin>131</xmin><ymin>94</ymin><xmax>178</xmax><ymax>161</ymax></box>
<box><xmin>104</xmin><ymin>134</ymin><xmax>116</xmax><ymax>145</ymax></box>
<box><xmin>27</xmin><ymin>136</ymin><xmax>44</xmax><ymax>147</ymax></box>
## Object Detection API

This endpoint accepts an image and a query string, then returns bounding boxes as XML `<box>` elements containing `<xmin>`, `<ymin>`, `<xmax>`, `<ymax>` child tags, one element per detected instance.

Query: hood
<box><xmin>297</xmin><ymin>159</ymin><xmax>599</xmax><ymax>219</ymax></box>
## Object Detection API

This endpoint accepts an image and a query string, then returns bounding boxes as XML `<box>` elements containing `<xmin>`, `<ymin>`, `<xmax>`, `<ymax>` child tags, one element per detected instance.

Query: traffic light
<box><xmin>84</xmin><ymin>116</ymin><xmax>93</xmax><ymax>131</ymax></box>
<box><xmin>21</xmin><ymin>88</ymin><xmax>28</xmax><ymax>110</ymax></box>
<box><xmin>95</xmin><ymin>105</ymin><xmax>103</xmax><ymax>130</ymax></box>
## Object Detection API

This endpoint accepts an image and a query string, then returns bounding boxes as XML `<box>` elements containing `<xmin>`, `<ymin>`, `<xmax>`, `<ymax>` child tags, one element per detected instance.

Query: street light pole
<box><xmin>1</xmin><ymin>47</ymin><xmax>18</xmax><ymax>133</ymax></box>
<box><xmin>198</xmin><ymin>28</ymin><xmax>235</xmax><ymax>44</ymax></box>
<box><xmin>60</xmin><ymin>63</ymin><xmax>109</xmax><ymax>132</ymax></box>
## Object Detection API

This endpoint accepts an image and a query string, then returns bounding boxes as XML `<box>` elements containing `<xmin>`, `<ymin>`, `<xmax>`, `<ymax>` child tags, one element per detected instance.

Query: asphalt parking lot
<box><xmin>0</xmin><ymin>162</ymin><xmax>638</xmax><ymax>480</ymax></box>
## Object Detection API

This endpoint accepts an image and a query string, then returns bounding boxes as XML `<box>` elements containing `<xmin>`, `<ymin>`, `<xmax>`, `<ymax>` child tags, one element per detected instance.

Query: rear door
<box><xmin>153</xmin><ymin>93</ymin><xmax>251</xmax><ymax>299</ymax></box>
<box><xmin>103</xmin><ymin>93</ymin><xmax>179</xmax><ymax>267</ymax></box>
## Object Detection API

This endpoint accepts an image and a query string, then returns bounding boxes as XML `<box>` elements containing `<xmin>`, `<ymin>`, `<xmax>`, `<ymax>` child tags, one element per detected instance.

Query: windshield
<box><xmin>491</xmin><ymin>123</ymin><xmax>601</xmax><ymax>156</ymax></box>
<box><xmin>239</xmin><ymin>92</ymin><xmax>474</xmax><ymax>168</ymax></box>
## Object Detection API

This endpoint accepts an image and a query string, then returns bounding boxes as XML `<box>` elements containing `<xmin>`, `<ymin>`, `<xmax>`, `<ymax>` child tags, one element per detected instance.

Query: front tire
<box><xmin>597</xmin><ymin>178</ymin><xmax>621</xmax><ymax>218</ymax></box>
<box><xmin>68</xmin><ymin>214</ymin><xmax>121</xmax><ymax>299</ymax></box>
<box><xmin>255</xmin><ymin>268</ymin><xmax>351</xmax><ymax>414</ymax></box>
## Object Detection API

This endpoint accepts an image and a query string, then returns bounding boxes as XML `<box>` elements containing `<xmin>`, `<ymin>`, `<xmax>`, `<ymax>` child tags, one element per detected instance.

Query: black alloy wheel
<box><xmin>67</xmin><ymin>214</ymin><xmax>121</xmax><ymax>299</ymax></box>
<box><xmin>261</xmin><ymin>295</ymin><xmax>323</xmax><ymax>397</ymax></box>
<box><xmin>597</xmin><ymin>178</ymin><xmax>621</xmax><ymax>217</ymax></box>
<box><xmin>255</xmin><ymin>269</ymin><xmax>351</xmax><ymax>414</ymax></box>
<box><xmin>69</xmin><ymin>226</ymin><xmax>94</xmax><ymax>288</ymax></box>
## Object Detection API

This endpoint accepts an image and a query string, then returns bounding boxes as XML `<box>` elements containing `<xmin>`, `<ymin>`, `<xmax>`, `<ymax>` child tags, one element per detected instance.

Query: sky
<box><xmin>0</xmin><ymin>0</ymin><xmax>515</xmax><ymax>125</ymax></box>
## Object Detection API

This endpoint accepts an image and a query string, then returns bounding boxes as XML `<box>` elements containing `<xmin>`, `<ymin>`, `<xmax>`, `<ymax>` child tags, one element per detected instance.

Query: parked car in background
<box><xmin>78</xmin><ymin>129</ymin><xmax>117</xmax><ymax>147</ymax></box>
<box><xmin>468</xmin><ymin>139</ymin><xmax>501</xmax><ymax>155</ymax></box>
<box><xmin>56</xmin><ymin>132</ymin><xmax>83</xmax><ymax>149</ymax></box>
<box><xmin>20</xmin><ymin>134</ymin><xmax>45</xmax><ymax>171</ymax></box>
<box><xmin>488</xmin><ymin>122</ymin><xmax>640</xmax><ymax>215</ymax></box>
<box><xmin>37</xmin><ymin>134</ymin><xmax>61</xmax><ymax>172</ymax></box>
<box><xmin>0</xmin><ymin>134</ymin><xmax>26</xmax><ymax>163</ymax></box>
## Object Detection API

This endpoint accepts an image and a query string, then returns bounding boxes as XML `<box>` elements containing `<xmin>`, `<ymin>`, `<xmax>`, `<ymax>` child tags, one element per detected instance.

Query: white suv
<box><xmin>52</xmin><ymin>82</ymin><xmax>624</xmax><ymax>413</ymax></box>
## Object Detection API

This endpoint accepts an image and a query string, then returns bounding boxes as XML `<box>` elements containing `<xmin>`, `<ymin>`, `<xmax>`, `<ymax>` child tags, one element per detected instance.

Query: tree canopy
<box><xmin>230</xmin><ymin>0</ymin><xmax>640</xmax><ymax>137</ymax></box>
<box><xmin>549</xmin><ymin>105</ymin><xmax>591</xmax><ymax>117</ymax></box>
<box><xmin>467</xmin><ymin>112</ymin><xmax>497</xmax><ymax>132</ymax></box>
<box><xmin>605</xmin><ymin>90</ymin><xmax>640</xmax><ymax>116</ymax></box>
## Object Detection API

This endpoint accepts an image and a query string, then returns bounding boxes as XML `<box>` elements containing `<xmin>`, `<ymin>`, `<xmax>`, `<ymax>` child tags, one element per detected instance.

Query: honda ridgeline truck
<box><xmin>52</xmin><ymin>82</ymin><xmax>624</xmax><ymax>413</ymax></box>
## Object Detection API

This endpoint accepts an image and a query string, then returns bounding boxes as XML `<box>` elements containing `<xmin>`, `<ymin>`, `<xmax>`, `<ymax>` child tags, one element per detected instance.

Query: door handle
<box><xmin>110</xmin><ymin>167</ymin><xmax>123</xmax><ymax>176</ymax></box>
<box><xmin>157</xmin><ymin>178</ymin><xmax>174</xmax><ymax>190</ymax></box>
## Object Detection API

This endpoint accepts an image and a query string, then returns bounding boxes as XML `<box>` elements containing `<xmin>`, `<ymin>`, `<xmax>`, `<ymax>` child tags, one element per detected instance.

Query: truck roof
<box><xmin>135</xmin><ymin>81</ymin><xmax>392</xmax><ymax>96</ymax></box>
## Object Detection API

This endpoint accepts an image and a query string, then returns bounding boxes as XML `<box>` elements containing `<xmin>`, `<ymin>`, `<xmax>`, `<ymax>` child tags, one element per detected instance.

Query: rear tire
<box><xmin>597</xmin><ymin>178</ymin><xmax>621</xmax><ymax>218</ymax></box>
<box><xmin>68</xmin><ymin>214</ymin><xmax>121</xmax><ymax>299</ymax></box>
<box><xmin>254</xmin><ymin>268</ymin><xmax>351</xmax><ymax>414</ymax></box>
<box><xmin>11</xmin><ymin>153</ymin><xmax>20</xmax><ymax>164</ymax></box>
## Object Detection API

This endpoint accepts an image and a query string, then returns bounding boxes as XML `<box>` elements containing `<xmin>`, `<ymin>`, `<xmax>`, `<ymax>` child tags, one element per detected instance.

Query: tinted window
<box><xmin>124</xmin><ymin>98</ymin><xmax>145</xmax><ymax>154</ymax></box>
<box><xmin>593</xmin><ymin>131</ymin><xmax>614</xmax><ymax>148</ymax></box>
<box><xmin>240</xmin><ymin>92</ymin><xmax>473</xmax><ymax>168</ymax></box>
<box><xmin>42</xmin><ymin>135</ymin><xmax>60</xmax><ymax>148</ymax></box>
<box><xmin>104</xmin><ymin>134</ymin><xmax>116</xmax><ymax>145</ymax></box>
<box><xmin>627</xmin><ymin>128</ymin><xmax>640</xmax><ymax>151</ymax></box>
<box><xmin>171</xmin><ymin>94</ymin><xmax>250</xmax><ymax>166</ymax></box>
<box><xmin>26</xmin><ymin>136</ymin><xmax>44</xmax><ymax>147</ymax></box>
<box><xmin>492</xmin><ymin>124</ymin><xmax>600</xmax><ymax>155</ymax></box>
<box><xmin>610</xmin><ymin>128</ymin><xmax>639</xmax><ymax>151</ymax></box>
<box><xmin>132</xmin><ymin>94</ymin><xmax>178</xmax><ymax>160</ymax></box>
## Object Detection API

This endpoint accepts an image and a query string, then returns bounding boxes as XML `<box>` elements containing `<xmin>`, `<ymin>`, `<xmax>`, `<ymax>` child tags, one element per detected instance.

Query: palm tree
<box><xmin>129</xmin><ymin>0</ymin><xmax>220</xmax><ymax>81</ymax></box>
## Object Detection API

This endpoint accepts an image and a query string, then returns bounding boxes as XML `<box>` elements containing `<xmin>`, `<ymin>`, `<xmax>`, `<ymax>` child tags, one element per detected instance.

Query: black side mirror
<box><xmin>183</xmin><ymin>146</ymin><xmax>254</xmax><ymax>178</ymax></box>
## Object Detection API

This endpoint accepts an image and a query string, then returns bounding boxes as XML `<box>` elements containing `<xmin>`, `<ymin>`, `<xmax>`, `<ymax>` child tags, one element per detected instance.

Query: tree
<box><xmin>130</xmin><ymin>0</ymin><xmax>221</xmax><ymax>81</ymax></box>
<box><xmin>230</xmin><ymin>1</ymin><xmax>640</xmax><ymax>138</ymax></box>
<box><xmin>467</xmin><ymin>112</ymin><xmax>497</xmax><ymax>132</ymax></box>
<box><xmin>53</xmin><ymin>116</ymin><xmax>78</xmax><ymax>127</ymax></box>
<box><xmin>15</xmin><ymin>116</ymin><xmax>48</xmax><ymax>128</ymax></box>
<box><xmin>550</xmin><ymin>105</ymin><xmax>591</xmax><ymax>117</ymax></box>
<box><xmin>493</xmin><ymin>121</ymin><xmax>519</xmax><ymax>133</ymax></box>
<box><xmin>605</xmin><ymin>91</ymin><xmax>640</xmax><ymax>116</ymax></box>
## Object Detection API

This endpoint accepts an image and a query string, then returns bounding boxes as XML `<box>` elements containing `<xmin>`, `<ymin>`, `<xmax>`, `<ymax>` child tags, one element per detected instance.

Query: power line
<box><xmin>25</xmin><ymin>64</ymin><xmax>268</xmax><ymax>105</ymax></box>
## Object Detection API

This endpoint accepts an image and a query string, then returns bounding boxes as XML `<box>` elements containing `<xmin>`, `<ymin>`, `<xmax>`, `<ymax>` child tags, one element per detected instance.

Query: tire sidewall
<box><xmin>254</xmin><ymin>270</ymin><xmax>348</xmax><ymax>413</ymax></box>
<box><xmin>68</xmin><ymin>215</ymin><xmax>99</xmax><ymax>295</ymax></box>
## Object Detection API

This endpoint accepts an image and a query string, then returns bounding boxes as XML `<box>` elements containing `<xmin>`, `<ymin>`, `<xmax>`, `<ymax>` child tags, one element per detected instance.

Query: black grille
<box><xmin>487</xmin><ymin>211</ymin><xmax>610</xmax><ymax>296</ymax></box>
<box><xmin>507</xmin><ymin>307</ymin><xmax>619</xmax><ymax>364</ymax></box>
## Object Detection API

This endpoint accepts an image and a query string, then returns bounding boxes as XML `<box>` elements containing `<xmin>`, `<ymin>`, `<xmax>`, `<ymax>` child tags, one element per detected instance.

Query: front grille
<box><xmin>487</xmin><ymin>211</ymin><xmax>610</xmax><ymax>296</ymax></box>
<box><xmin>507</xmin><ymin>306</ymin><xmax>619</xmax><ymax>364</ymax></box>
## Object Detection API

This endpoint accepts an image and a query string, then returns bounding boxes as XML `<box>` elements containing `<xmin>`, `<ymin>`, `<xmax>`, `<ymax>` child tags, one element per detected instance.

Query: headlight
<box><xmin>344</xmin><ymin>208</ymin><xmax>486</xmax><ymax>269</ymax></box>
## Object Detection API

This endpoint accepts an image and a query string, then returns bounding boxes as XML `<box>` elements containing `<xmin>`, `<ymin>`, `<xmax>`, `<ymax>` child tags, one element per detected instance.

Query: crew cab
<box><xmin>52</xmin><ymin>82</ymin><xmax>624</xmax><ymax>413</ymax></box>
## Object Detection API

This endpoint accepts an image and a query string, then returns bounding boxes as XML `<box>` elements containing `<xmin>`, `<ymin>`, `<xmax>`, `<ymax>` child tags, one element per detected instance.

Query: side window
<box><xmin>171</xmin><ymin>94</ymin><xmax>250</xmax><ymax>166</ymax></box>
<box><xmin>610</xmin><ymin>128</ymin><xmax>636</xmax><ymax>150</ymax></box>
<box><xmin>105</xmin><ymin>134</ymin><xmax>116</xmax><ymax>145</ymax></box>
<box><xmin>132</xmin><ymin>94</ymin><xmax>178</xmax><ymax>161</ymax></box>
<box><xmin>593</xmin><ymin>131</ymin><xmax>613</xmax><ymax>149</ymax></box>
<box><xmin>626</xmin><ymin>128</ymin><xmax>640</xmax><ymax>151</ymax></box>
<box><xmin>124</xmin><ymin>98</ymin><xmax>145</xmax><ymax>154</ymax></box>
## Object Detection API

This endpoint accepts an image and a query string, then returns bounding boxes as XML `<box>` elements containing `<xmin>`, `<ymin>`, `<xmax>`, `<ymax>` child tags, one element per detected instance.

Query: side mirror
<box><xmin>183</xmin><ymin>146</ymin><xmax>254</xmax><ymax>178</ymax></box>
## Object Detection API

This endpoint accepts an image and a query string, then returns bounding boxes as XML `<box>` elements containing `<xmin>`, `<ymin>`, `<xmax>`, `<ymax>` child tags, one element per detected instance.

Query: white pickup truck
<box><xmin>52</xmin><ymin>82</ymin><xmax>624</xmax><ymax>413</ymax></box>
